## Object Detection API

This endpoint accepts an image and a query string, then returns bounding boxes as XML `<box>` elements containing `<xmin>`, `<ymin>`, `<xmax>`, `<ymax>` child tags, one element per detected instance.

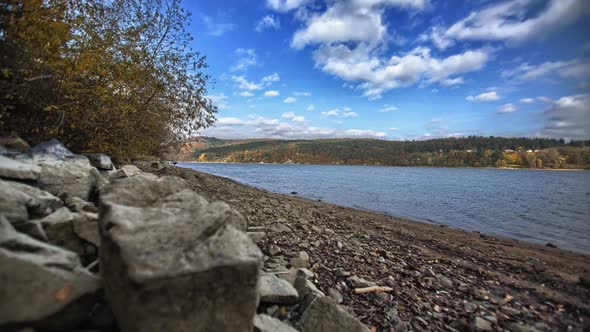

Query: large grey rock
<box><xmin>7</xmin><ymin>180</ymin><xmax>63</xmax><ymax>212</ymax></box>
<box><xmin>99</xmin><ymin>175</ymin><xmax>261</xmax><ymax>332</ymax></box>
<box><xmin>0</xmin><ymin>136</ymin><xmax>30</xmax><ymax>151</ymax></box>
<box><xmin>31</xmin><ymin>138</ymin><xmax>74</xmax><ymax>159</ymax></box>
<box><xmin>290</xmin><ymin>251</ymin><xmax>310</xmax><ymax>269</ymax></box>
<box><xmin>297</xmin><ymin>297</ymin><xmax>370</xmax><ymax>332</ymax></box>
<box><xmin>254</xmin><ymin>314</ymin><xmax>298</xmax><ymax>332</ymax></box>
<box><xmin>40</xmin><ymin>207</ymin><xmax>86</xmax><ymax>257</ymax></box>
<box><xmin>36</xmin><ymin>157</ymin><xmax>97</xmax><ymax>201</ymax></box>
<box><xmin>85</xmin><ymin>154</ymin><xmax>114</xmax><ymax>170</ymax></box>
<box><xmin>259</xmin><ymin>274</ymin><xmax>299</xmax><ymax>304</ymax></box>
<box><xmin>14</xmin><ymin>219</ymin><xmax>48</xmax><ymax>242</ymax></box>
<box><xmin>294</xmin><ymin>276</ymin><xmax>326</xmax><ymax>312</ymax></box>
<box><xmin>0</xmin><ymin>179</ymin><xmax>50</xmax><ymax>224</ymax></box>
<box><xmin>73</xmin><ymin>212</ymin><xmax>100</xmax><ymax>247</ymax></box>
<box><xmin>0</xmin><ymin>155</ymin><xmax>40</xmax><ymax>181</ymax></box>
<box><xmin>0</xmin><ymin>216</ymin><xmax>101</xmax><ymax>326</ymax></box>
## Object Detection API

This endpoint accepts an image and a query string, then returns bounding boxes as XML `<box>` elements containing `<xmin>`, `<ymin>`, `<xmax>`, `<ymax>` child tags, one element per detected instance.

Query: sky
<box><xmin>184</xmin><ymin>0</ymin><xmax>590</xmax><ymax>141</ymax></box>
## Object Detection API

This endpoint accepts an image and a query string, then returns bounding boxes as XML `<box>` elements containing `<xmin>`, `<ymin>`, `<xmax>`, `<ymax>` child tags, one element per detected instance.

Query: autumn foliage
<box><xmin>0</xmin><ymin>0</ymin><xmax>216</xmax><ymax>159</ymax></box>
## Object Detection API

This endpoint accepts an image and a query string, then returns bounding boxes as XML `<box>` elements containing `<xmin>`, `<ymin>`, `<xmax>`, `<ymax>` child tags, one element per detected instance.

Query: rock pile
<box><xmin>1</xmin><ymin>137</ymin><xmax>372</xmax><ymax>331</ymax></box>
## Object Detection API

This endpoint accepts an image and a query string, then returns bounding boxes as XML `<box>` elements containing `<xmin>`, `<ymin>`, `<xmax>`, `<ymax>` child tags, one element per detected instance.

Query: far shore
<box><xmin>175</xmin><ymin>160</ymin><xmax>589</xmax><ymax>171</ymax></box>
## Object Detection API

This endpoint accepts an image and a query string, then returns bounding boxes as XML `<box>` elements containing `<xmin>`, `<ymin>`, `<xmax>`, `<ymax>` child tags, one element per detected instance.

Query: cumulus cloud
<box><xmin>540</xmin><ymin>94</ymin><xmax>590</xmax><ymax>139</ymax></box>
<box><xmin>502</xmin><ymin>58</ymin><xmax>590</xmax><ymax>81</ymax></box>
<box><xmin>321</xmin><ymin>107</ymin><xmax>358</xmax><ymax>117</ymax></box>
<box><xmin>314</xmin><ymin>44</ymin><xmax>490</xmax><ymax>99</ymax></box>
<box><xmin>379</xmin><ymin>105</ymin><xmax>399</xmax><ymax>112</ymax></box>
<box><xmin>230</xmin><ymin>48</ymin><xmax>257</xmax><ymax>72</ymax></box>
<box><xmin>255</xmin><ymin>15</ymin><xmax>280</xmax><ymax>32</ymax></box>
<box><xmin>284</xmin><ymin>97</ymin><xmax>297</xmax><ymax>103</ymax></box>
<box><xmin>232</xmin><ymin>75</ymin><xmax>263</xmax><ymax>91</ymax></box>
<box><xmin>497</xmin><ymin>103</ymin><xmax>517</xmax><ymax>113</ymax></box>
<box><xmin>201</xmin><ymin>15</ymin><xmax>235</xmax><ymax>36</ymax></box>
<box><xmin>205</xmin><ymin>114</ymin><xmax>386</xmax><ymax>139</ymax></box>
<box><xmin>282</xmin><ymin>112</ymin><xmax>305</xmax><ymax>122</ymax></box>
<box><xmin>466</xmin><ymin>90</ymin><xmax>501</xmax><ymax>102</ymax></box>
<box><xmin>520</xmin><ymin>98</ymin><xmax>535</xmax><ymax>104</ymax></box>
<box><xmin>264</xmin><ymin>90</ymin><xmax>280</xmax><ymax>97</ymax></box>
<box><xmin>208</xmin><ymin>94</ymin><xmax>230</xmax><ymax>110</ymax></box>
<box><xmin>306</xmin><ymin>104</ymin><xmax>315</xmax><ymax>111</ymax></box>
<box><xmin>262</xmin><ymin>73</ymin><xmax>281</xmax><ymax>82</ymax></box>
<box><xmin>293</xmin><ymin>91</ymin><xmax>311</xmax><ymax>96</ymax></box>
<box><xmin>239</xmin><ymin>91</ymin><xmax>254</xmax><ymax>97</ymax></box>
<box><xmin>216</xmin><ymin>117</ymin><xmax>243</xmax><ymax>126</ymax></box>
<box><xmin>439</xmin><ymin>0</ymin><xmax>589</xmax><ymax>45</ymax></box>
<box><xmin>267</xmin><ymin>0</ymin><xmax>310</xmax><ymax>12</ymax></box>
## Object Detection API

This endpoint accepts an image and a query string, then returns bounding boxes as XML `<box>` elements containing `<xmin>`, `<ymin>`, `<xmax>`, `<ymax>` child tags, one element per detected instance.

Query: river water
<box><xmin>178</xmin><ymin>162</ymin><xmax>590</xmax><ymax>254</ymax></box>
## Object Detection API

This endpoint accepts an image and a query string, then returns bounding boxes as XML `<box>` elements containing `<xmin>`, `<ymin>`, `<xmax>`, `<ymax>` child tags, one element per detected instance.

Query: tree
<box><xmin>1</xmin><ymin>0</ymin><xmax>216</xmax><ymax>158</ymax></box>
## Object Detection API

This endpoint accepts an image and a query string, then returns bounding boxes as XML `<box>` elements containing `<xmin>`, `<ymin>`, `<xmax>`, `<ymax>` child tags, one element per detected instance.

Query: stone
<box><xmin>294</xmin><ymin>276</ymin><xmax>325</xmax><ymax>312</ymax></box>
<box><xmin>268</xmin><ymin>245</ymin><xmax>281</xmax><ymax>256</ymax></box>
<box><xmin>506</xmin><ymin>323</ymin><xmax>541</xmax><ymax>332</ymax></box>
<box><xmin>335</xmin><ymin>268</ymin><xmax>351</xmax><ymax>277</ymax></box>
<box><xmin>7</xmin><ymin>181</ymin><xmax>63</xmax><ymax>212</ymax></box>
<box><xmin>14</xmin><ymin>220</ymin><xmax>48</xmax><ymax>242</ymax></box>
<box><xmin>0</xmin><ymin>216</ymin><xmax>101</xmax><ymax>326</ymax></box>
<box><xmin>0</xmin><ymin>179</ymin><xmax>58</xmax><ymax>225</ymax></box>
<box><xmin>62</xmin><ymin>194</ymin><xmax>98</xmax><ymax>213</ymax></box>
<box><xmin>259</xmin><ymin>274</ymin><xmax>299</xmax><ymax>304</ymax></box>
<box><xmin>72</xmin><ymin>213</ymin><xmax>100</xmax><ymax>247</ymax></box>
<box><xmin>254</xmin><ymin>314</ymin><xmax>298</xmax><ymax>332</ymax></box>
<box><xmin>0</xmin><ymin>136</ymin><xmax>30</xmax><ymax>151</ymax></box>
<box><xmin>248</xmin><ymin>231</ymin><xmax>266</xmax><ymax>244</ymax></box>
<box><xmin>328</xmin><ymin>288</ymin><xmax>344</xmax><ymax>304</ymax></box>
<box><xmin>0</xmin><ymin>155</ymin><xmax>41</xmax><ymax>181</ymax></box>
<box><xmin>290</xmin><ymin>251</ymin><xmax>310</xmax><ymax>269</ymax></box>
<box><xmin>84</xmin><ymin>154</ymin><xmax>114</xmax><ymax>170</ymax></box>
<box><xmin>31</xmin><ymin>138</ymin><xmax>75</xmax><ymax>159</ymax></box>
<box><xmin>473</xmin><ymin>317</ymin><xmax>493</xmax><ymax>331</ymax></box>
<box><xmin>37</xmin><ymin>157</ymin><xmax>97</xmax><ymax>200</ymax></box>
<box><xmin>394</xmin><ymin>321</ymin><xmax>411</xmax><ymax>332</ymax></box>
<box><xmin>113</xmin><ymin>164</ymin><xmax>143</xmax><ymax>178</ymax></box>
<box><xmin>99</xmin><ymin>175</ymin><xmax>262</xmax><ymax>332</ymax></box>
<box><xmin>297</xmin><ymin>297</ymin><xmax>371</xmax><ymax>332</ymax></box>
<box><xmin>347</xmin><ymin>275</ymin><xmax>376</xmax><ymax>288</ymax></box>
<box><xmin>279</xmin><ymin>268</ymin><xmax>314</xmax><ymax>286</ymax></box>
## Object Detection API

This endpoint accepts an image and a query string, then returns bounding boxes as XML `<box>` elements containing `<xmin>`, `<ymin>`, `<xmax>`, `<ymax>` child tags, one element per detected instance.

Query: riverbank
<box><xmin>140</xmin><ymin>162</ymin><xmax>590</xmax><ymax>331</ymax></box>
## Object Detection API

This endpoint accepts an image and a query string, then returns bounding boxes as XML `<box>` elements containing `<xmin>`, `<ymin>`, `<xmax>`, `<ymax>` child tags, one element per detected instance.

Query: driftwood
<box><xmin>354</xmin><ymin>286</ymin><xmax>393</xmax><ymax>294</ymax></box>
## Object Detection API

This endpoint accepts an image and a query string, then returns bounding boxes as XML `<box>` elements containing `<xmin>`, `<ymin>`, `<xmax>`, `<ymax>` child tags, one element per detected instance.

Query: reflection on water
<box><xmin>179</xmin><ymin>162</ymin><xmax>590</xmax><ymax>254</ymax></box>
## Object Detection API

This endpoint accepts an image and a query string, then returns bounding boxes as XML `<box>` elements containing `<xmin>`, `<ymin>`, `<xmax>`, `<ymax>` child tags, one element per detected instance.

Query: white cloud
<box><xmin>379</xmin><ymin>105</ymin><xmax>399</xmax><ymax>112</ymax></box>
<box><xmin>306</xmin><ymin>104</ymin><xmax>315</xmax><ymax>111</ymax></box>
<box><xmin>262</xmin><ymin>73</ymin><xmax>281</xmax><ymax>82</ymax></box>
<box><xmin>267</xmin><ymin>0</ymin><xmax>310</xmax><ymax>12</ymax></box>
<box><xmin>230</xmin><ymin>48</ymin><xmax>257</xmax><ymax>72</ymax></box>
<box><xmin>540</xmin><ymin>93</ymin><xmax>590</xmax><ymax>139</ymax></box>
<box><xmin>314</xmin><ymin>44</ymin><xmax>490</xmax><ymax>99</ymax></box>
<box><xmin>282</xmin><ymin>112</ymin><xmax>296</xmax><ymax>118</ymax></box>
<box><xmin>388</xmin><ymin>127</ymin><xmax>399</xmax><ymax>131</ymax></box>
<box><xmin>440</xmin><ymin>77</ymin><xmax>464</xmax><ymax>86</ymax></box>
<box><xmin>537</xmin><ymin>96</ymin><xmax>553</xmax><ymax>103</ymax></box>
<box><xmin>466</xmin><ymin>90</ymin><xmax>501</xmax><ymax>102</ymax></box>
<box><xmin>502</xmin><ymin>59</ymin><xmax>590</xmax><ymax>81</ymax></box>
<box><xmin>232</xmin><ymin>75</ymin><xmax>263</xmax><ymax>91</ymax></box>
<box><xmin>216</xmin><ymin>117</ymin><xmax>244</xmax><ymax>126</ymax></box>
<box><xmin>293</xmin><ymin>91</ymin><xmax>311</xmax><ymax>96</ymax></box>
<box><xmin>208</xmin><ymin>94</ymin><xmax>230</xmax><ymax>110</ymax></box>
<box><xmin>520</xmin><ymin>98</ymin><xmax>535</xmax><ymax>104</ymax></box>
<box><xmin>201</xmin><ymin>15</ymin><xmax>235</xmax><ymax>36</ymax></box>
<box><xmin>321</xmin><ymin>108</ymin><xmax>358</xmax><ymax>117</ymax></box>
<box><xmin>255</xmin><ymin>15</ymin><xmax>280</xmax><ymax>32</ymax></box>
<box><xmin>441</xmin><ymin>0</ymin><xmax>590</xmax><ymax>44</ymax></box>
<box><xmin>284</xmin><ymin>97</ymin><xmax>297</xmax><ymax>103</ymax></box>
<box><xmin>264</xmin><ymin>90</ymin><xmax>280</xmax><ymax>97</ymax></box>
<box><xmin>239</xmin><ymin>91</ymin><xmax>254</xmax><ymax>97</ymax></box>
<box><xmin>292</xmin><ymin>116</ymin><xmax>305</xmax><ymax>123</ymax></box>
<box><xmin>497</xmin><ymin>103</ymin><xmax>517</xmax><ymax>113</ymax></box>
<box><xmin>344</xmin><ymin>129</ymin><xmax>387</xmax><ymax>137</ymax></box>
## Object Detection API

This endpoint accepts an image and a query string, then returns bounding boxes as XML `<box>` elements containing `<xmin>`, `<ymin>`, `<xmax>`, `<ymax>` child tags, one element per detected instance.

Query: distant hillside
<box><xmin>175</xmin><ymin>136</ymin><xmax>590</xmax><ymax>169</ymax></box>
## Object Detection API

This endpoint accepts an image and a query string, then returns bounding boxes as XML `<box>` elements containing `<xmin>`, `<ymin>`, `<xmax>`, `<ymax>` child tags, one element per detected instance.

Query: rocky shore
<box><xmin>1</xmin><ymin>137</ymin><xmax>589</xmax><ymax>331</ymax></box>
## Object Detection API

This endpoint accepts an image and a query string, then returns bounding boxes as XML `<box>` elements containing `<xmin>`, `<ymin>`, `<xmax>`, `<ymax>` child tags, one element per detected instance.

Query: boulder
<box><xmin>14</xmin><ymin>220</ymin><xmax>48</xmax><ymax>242</ymax></box>
<box><xmin>254</xmin><ymin>314</ymin><xmax>298</xmax><ymax>332</ymax></box>
<box><xmin>62</xmin><ymin>194</ymin><xmax>98</xmax><ymax>213</ymax></box>
<box><xmin>294</xmin><ymin>276</ymin><xmax>325</xmax><ymax>312</ymax></box>
<box><xmin>40</xmin><ymin>207</ymin><xmax>86</xmax><ymax>257</ymax></box>
<box><xmin>0</xmin><ymin>136</ymin><xmax>30</xmax><ymax>151</ymax></box>
<box><xmin>31</xmin><ymin>138</ymin><xmax>74</xmax><ymax>159</ymax></box>
<box><xmin>290</xmin><ymin>251</ymin><xmax>310</xmax><ymax>269</ymax></box>
<box><xmin>99</xmin><ymin>175</ymin><xmax>262</xmax><ymax>332</ymax></box>
<box><xmin>0</xmin><ymin>179</ymin><xmax>49</xmax><ymax>224</ymax></box>
<box><xmin>7</xmin><ymin>181</ymin><xmax>63</xmax><ymax>212</ymax></box>
<box><xmin>36</xmin><ymin>157</ymin><xmax>97</xmax><ymax>201</ymax></box>
<box><xmin>248</xmin><ymin>231</ymin><xmax>266</xmax><ymax>244</ymax></box>
<box><xmin>278</xmin><ymin>268</ymin><xmax>314</xmax><ymax>286</ymax></box>
<box><xmin>297</xmin><ymin>297</ymin><xmax>370</xmax><ymax>332</ymax></box>
<box><xmin>72</xmin><ymin>213</ymin><xmax>100</xmax><ymax>247</ymax></box>
<box><xmin>0</xmin><ymin>155</ymin><xmax>41</xmax><ymax>181</ymax></box>
<box><xmin>0</xmin><ymin>216</ymin><xmax>101</xmax><ymax>327</ymax></box>
<box><xmin>259</xmin><ymin>274</ymin><xmax>299</xmax><ymax>304</ymax></box>
<box><xmin>84</xmin><ymin>154</ymin><xmax>114</xmax><ymax>170</ymax></box>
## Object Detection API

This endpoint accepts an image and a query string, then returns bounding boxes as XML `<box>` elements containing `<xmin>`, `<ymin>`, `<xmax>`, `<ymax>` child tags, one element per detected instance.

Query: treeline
<box><xmin>1</xmin><ymin>0</ymin><xmax>215</xmax><ymax>159</ymax></box>
<box><xmin>191</xmin><ymin>137</ymin><xmax>590</xmax><ymax>169</ymax></box>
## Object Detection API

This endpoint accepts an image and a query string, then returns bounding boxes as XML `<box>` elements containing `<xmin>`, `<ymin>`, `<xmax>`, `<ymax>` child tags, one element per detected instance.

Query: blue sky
<box><xmin>184</xmin><ymin>0</ymin><xmax>590</xmax><ymax>140</ymax></box>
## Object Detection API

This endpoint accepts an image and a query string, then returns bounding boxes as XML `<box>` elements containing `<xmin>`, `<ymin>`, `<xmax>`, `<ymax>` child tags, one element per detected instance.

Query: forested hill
<box><xmin>182</xmin><ymin>137</ymin><xmax>590</xmax><ymax>169</ymax></box>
